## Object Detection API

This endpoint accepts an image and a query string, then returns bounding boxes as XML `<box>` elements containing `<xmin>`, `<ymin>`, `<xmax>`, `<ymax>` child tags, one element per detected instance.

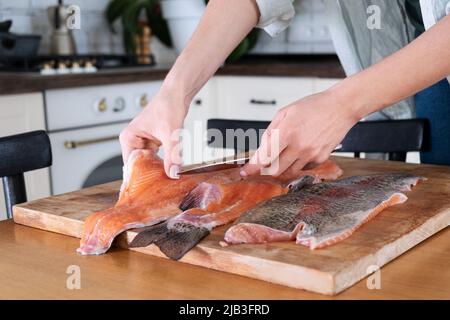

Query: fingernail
<box><xmin>239</xmin><ymin>170</ymin><xmax>247</xmax><ymax>177</ymax></box>
<box><xmin>169</xmin><ymin>165</ymin><xmax>180</xmax><ymax>179</ymax></box>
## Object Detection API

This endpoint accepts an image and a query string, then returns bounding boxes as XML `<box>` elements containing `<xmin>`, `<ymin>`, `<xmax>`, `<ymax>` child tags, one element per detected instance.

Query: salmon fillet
<box><xmin>129</xmin><ymin>161</ymin><xmax>343</xmax><ymax>260</ymax></box>
<box><xmin>78</xmin><ymin>149</ymin><xmax>343</xmax><ymax>256</ymax></box>
<box><xmin>77</xmin><ymin>149</ymin><xmax>241</xmax><ymax>255</ymax></box>
<box><xmin>224</xmin><ymin>173</ymin><xmax>424</xmax><ymax>249</ymax></box>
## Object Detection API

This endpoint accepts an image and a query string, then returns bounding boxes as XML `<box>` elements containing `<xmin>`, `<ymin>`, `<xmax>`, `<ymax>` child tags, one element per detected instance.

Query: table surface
<box><xmin>0</xmin><ymin>219</ymin><xmax>449</xmax><ymax>299</ymax></box>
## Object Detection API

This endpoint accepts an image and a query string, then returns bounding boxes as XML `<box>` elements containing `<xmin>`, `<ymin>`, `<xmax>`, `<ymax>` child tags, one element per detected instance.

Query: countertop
<box><xmin>0</xmin><ymin>55</ymin><xmax>345</xmax><ymax>95</ymax></box>
<box><xmin>0</xmin><ymin>219</ymin><xmax>448</xmax><ymax>299</ymax></box>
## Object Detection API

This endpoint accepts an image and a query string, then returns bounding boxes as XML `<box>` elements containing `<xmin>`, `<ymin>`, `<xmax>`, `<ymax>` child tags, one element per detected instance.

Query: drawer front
<box><xmin>216</xmin><ymin>76</ymin><xmax>315</xmax><ymax>121</ymax></box>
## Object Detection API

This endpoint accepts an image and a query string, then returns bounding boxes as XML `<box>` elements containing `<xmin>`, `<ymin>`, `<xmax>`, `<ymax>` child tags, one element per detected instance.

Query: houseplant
<box><xmin>105</xmin><ymin>0</ymin><xmax>258</xmax><ymax>62</ymax></box>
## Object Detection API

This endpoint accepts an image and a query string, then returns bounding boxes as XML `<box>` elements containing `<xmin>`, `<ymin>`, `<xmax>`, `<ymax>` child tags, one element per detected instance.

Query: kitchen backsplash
<box><xmin>0</xmin><ymin>0</ymin><xmax>178</xmax><ymax>64</ymax></box>
<box><xmin>0</xmin><ymin>0</ymin><xmax>334</xmax><ymax>62</ymax></box>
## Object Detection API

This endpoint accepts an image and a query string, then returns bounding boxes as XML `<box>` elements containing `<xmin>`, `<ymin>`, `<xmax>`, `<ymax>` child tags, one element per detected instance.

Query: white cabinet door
<box><xmin>0</xmin><ymin>93</ymin><xmax>51</xmax><ymax>220</ymax></box>
<box><xmin>215</xmin><ymin>76</ymin><xmax>315</xmax><ymax>121</ymax></box>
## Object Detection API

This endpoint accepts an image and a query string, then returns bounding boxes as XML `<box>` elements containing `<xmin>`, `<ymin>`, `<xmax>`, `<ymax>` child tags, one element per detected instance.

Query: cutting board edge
<box><xmin>333</xmin><ymin>209</ymin><xmax>450</xmax><ymax>294</ymax></box>
<box><xmin>13</xmin><ymin>206</ymin><xmax>83</xmax><ymax>238</ymax></box>
<box><xmin>117</xmin><ymin>234</ymin><xmax>337</xmax><ymax>296</ymax></box>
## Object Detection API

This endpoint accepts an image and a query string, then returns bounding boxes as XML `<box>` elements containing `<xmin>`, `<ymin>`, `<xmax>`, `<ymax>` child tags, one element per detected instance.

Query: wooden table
<box><xmin>0</xmin><ymin>219</ymin><xmax>448</xmax><ymax>299</ymax></box>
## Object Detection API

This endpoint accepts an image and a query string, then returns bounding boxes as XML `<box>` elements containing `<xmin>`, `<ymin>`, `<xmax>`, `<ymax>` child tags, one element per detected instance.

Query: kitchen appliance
<box><xmin>45</xmin><ymin>81</ymin><xmax>162</xmax><ymax>195</ymax></box>
<box><xmin>0</xmin><ymin>20</ymin><xmax>41</xmax><ymax>57</ymax></box>
<box><xmin>0</xmin><ymin>54</ymin><xmax>155</xmax><ymax>73</ymax></box>
<box><xmin>47</xmin><ymin>0</ymin><xmax>77</xmax><ymax>55</ymax></box>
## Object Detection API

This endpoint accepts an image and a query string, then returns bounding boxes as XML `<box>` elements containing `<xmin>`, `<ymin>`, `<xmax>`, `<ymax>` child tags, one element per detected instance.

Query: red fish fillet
<box><xmin>78</xmin><ymin>150</ymin><xmax>241</xmax><ymax>255</ymax></box>
<box><xmin>129</xmin><ymin>161</ymin><xmax>343</xmax><ymax>260</ymax></box>
<box><xmin>78</xmin><ymin>149</ymin><xmax>343</xmax><ymax>256</ymax></box>
<box><xmin>224</xmin><ymin>173</ymin><xmax>424</xmax><ymax>249</ymax></box>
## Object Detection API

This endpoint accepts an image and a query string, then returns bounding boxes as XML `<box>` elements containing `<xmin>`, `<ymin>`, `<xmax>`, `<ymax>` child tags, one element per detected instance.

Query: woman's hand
<box><xmin>241</xmin><ymin>88</ymin><xmax>358</xmax><ymax>180</ymax></box>
<box><xmin>119</xmin><ymin>88</ymin><xmax>189</xmax><ymax>179</ymax></box>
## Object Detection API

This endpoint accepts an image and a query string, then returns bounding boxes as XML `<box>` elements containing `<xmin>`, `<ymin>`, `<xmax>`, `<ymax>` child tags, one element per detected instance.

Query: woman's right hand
<box><xmin>119</xmin><ymin>88</ymin><xmax>189</xmax><ymax>179</ymax></box>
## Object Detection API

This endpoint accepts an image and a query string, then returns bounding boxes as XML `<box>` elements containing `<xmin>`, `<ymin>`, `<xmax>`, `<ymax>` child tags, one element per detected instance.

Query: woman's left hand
<box><xmin>240</xmin><ymin>88</ymin><xmax>358</xmax><ymax>180</ymax></box>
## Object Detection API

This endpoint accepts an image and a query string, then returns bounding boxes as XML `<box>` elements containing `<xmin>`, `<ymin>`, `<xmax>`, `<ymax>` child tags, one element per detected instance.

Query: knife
<box><xmin>179</xmin><ymin>151</ymin><xmax>253</xmax><ymax>175</ymax></box>
<box><xmin>179</xmin><ymin>144</ymin><xmax>342</xmax><ymax>175</ymax></box>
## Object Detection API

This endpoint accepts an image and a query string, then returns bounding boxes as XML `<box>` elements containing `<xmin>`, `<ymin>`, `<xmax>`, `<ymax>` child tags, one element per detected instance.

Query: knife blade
<box><xmin>179</xmin><ymin>151</ymin><xmax>253</xmax><ymax>175</ymax></box>
<box><xmin>179</xmin><ymin>144</ymin><xmax>342</xmax><ymax>175</ymax></box>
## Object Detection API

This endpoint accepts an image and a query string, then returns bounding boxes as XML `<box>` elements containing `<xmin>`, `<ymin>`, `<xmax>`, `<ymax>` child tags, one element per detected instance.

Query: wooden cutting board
<box><xmin>13</xmin><ymin>157</ymin><xmax>450</xmax><ymax>295</ymax></box>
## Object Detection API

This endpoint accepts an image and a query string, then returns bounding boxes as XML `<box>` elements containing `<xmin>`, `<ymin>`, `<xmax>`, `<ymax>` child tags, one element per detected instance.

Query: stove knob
<box><xmin>113</xmin><ymin>97</ymin><xmax>126</xmax><ymax>112</ymax></box>
<box><xmin>94</xmin><ymin>98</ymin><xmax>108</xmax><ymax>113</ymax></box>
<box><xmin>139</xmin><ymin>94</ymin><xmax>149</xmax><ymax>108</ymax></box>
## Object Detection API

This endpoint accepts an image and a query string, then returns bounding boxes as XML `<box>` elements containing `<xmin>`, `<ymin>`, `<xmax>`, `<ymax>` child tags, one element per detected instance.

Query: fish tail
<box><xmin>130</xmin><ymin>221</ymin><xmax>210</xmax><ymax>260</ymax></box>
<box><xmin>129</xmin><ymin>222</ymin><xmax>170</xmax><ymax>248</ymax></box>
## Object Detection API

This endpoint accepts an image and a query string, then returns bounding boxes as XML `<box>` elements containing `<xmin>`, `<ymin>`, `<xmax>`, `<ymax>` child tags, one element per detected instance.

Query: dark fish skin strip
<box><xmin>129</xmin><ymin>222</ymin><xmax>170</xmax><ymax>248</ymax></box>
<box><xmin>130</xmin><ymin>221</ymin><xmax>210</xmax><ymax>260</ymax></box>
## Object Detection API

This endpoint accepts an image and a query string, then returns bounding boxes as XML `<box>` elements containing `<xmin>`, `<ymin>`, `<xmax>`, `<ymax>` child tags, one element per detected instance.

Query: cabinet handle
<box><xmin>64</xmin><ymin>135</ymin><xmax>118</xmax><ymax>149</ymax></box>
<box><xmin>250</xmin><ymin>99</ymin><xmax>276</xmax><ymax>105</ymax></box>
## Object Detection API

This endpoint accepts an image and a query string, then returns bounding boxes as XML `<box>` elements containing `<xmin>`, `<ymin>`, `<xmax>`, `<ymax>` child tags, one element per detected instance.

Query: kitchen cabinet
<box><xmin>215</xmin><ymin>76</ymin><xmax>315</xmax><ymax>121</ymax></box>
<box><xmin>0</xmin><ymin>93</ymin><xmax>51</xmax><ymax>220</ymax></box>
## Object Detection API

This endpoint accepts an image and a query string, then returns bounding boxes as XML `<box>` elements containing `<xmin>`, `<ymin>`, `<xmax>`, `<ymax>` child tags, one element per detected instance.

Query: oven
<box><xmin>45</xmin><ymin>81</ymin><xmax>162</xmax><ymax>195</ymax></box>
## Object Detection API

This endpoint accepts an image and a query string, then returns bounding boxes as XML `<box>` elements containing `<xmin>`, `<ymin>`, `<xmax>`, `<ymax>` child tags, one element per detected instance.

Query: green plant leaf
<box><xmin>122</xmin><ymin>0</ymin><xmax>146</xmax><ymax>35</ymax></box>
<box><xmin>105</xmin><ymin>0</ymin><xmax>136</xmax><ymax>32</ymax></box>
<box><xmin>145</xmin><ymin>1</ymin><xmax>172</xmax><ymax>47</ymax></box>
<box><xmin>227</xmin><ymin>38</ymin><xmax>250</xmax><ymax>62</ymax></box>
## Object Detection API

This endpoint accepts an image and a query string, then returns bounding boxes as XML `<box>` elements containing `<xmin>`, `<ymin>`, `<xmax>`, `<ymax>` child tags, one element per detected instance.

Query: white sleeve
<box><xmin>255</xmin><ymin>0</ymin><xmax>295</xmax><ymax>37</ymax></box>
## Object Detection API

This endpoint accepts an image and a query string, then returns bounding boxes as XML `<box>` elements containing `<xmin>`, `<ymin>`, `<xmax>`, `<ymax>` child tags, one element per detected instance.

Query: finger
<box><xmin>242</xmin><ymin>127</ymin><xmax>287</xmax><ymax>176</ymax></box>
<box><xmin>120</xmin><ymin>129</ymin><xmax>146</xmax><ymax>164</ymax></box>
<box><xmin>277</xmin><ymin>158</ymin><xmax>309</xmax><ymax>182</ymax></box>
<box><xmin>302</xmin><ymin>162</ymin><xmax>320</xmax><ymax>170</ymax></box>
<box><xmin>161</xmin><ymin>128</ymin><xmax>183</xmax><ymax>179</ymax></box>
<box><xmin>260</xmin><ymin>147</ymin><xmax>298</xmax><ymax>177</ymax></box>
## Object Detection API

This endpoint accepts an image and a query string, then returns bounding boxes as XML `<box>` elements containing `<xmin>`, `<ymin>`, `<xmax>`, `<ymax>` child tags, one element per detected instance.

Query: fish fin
<box><xmin>287</xmin><ymin>175</ymin><xmax>316</xmax><ymax>193</ymax></box>
<box><xmin>130</xmin><ymin>220</ymin><xmax>210</xmax><ymax>260</ymax></box>
<box><xmin>179</xmin><ymin>182</ymin><xmax>222</xmax><ymax>210</ymax></box>
<box><xmin>129</xmin><ymin>222</ymin><xmax>170</xmax><ymax>248</ymax></box>
<box><xmin>155</xmin><ymin>222</ymin><xmax>210</xmax><ymax>260</ymax></box>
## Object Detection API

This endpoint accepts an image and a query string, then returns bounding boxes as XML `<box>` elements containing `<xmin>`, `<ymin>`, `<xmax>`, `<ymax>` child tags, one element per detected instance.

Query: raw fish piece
<box><xmin>224</xmin><ymin>173</ymin><xmax>424</xmax><ymax>249</ymax></box>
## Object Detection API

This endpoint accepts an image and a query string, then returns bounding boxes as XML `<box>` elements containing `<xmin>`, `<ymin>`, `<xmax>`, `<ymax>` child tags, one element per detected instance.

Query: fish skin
<box><xmin>130</xmin><ymin>221</ymin><xmax>210</xmax><ymax>260</ymax></box>
<box><xmin>224</xmin><ymin>173</ymin><xmax>425</xmax><ymax>250</ymax></box>
<box><xmin>130</xmin><ymin>161</ymin><xmax>343</xmax><ymax>260</ymax></box>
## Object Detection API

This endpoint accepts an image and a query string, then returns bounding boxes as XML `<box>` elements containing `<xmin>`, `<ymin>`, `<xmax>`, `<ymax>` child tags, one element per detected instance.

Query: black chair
<box><xmin>0</xmin><ymin>131</ymin><xmax>52</xmax><ymax>219</ymax></box>
<box><xmin>207</xmin><ymin>118</ymin><xmax>428</xmax><ymax>162</ymax></box>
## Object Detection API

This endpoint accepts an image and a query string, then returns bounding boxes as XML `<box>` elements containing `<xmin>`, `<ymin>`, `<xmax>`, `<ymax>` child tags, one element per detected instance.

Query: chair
<box><xmin>0</xmin><ymin>131</ymin><xmax>52</xmax><ymax>219</ymax></box>
<box><xmin>207</xmin><ymin>118</ymin><xmax>428</xmax><ymax>162</ymax></box>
